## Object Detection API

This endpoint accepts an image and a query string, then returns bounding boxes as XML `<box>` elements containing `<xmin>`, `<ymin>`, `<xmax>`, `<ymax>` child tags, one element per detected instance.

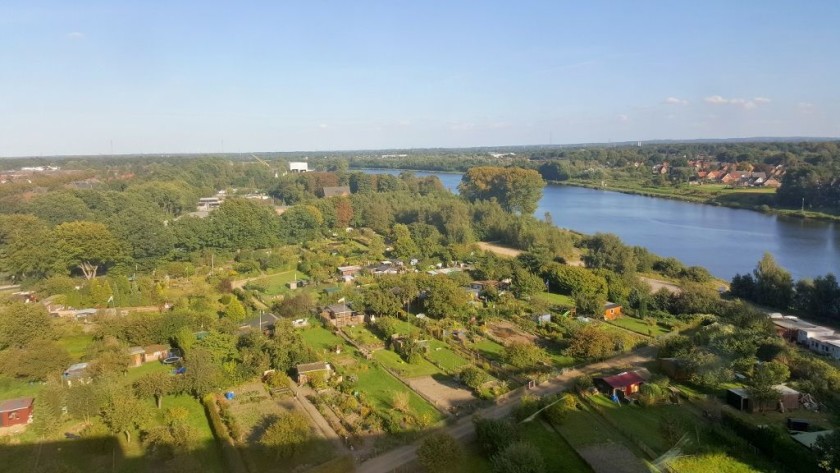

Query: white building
<box><xmin>289</xmin><ymin>162</ymin><xmax>309</xmax><ymax>173</ymax></box>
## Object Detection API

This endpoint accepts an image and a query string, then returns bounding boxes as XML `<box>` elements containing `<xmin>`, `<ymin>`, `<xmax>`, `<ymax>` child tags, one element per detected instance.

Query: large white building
<box><xmin>289</xmin><ymin>162</ymin><xmax>309</xmax><ymax>173</ymax></box>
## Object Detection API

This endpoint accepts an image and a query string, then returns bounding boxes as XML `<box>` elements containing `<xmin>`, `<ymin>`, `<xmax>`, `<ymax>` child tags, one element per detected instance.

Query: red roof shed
<box><xmin>0</xmin><ymin>397</ymin><xmax>34</xmax><ymax>427</ymax></box>
<box><xmin>595</xmin><ymin>371</ymin><xmax>646</xmax><ymax>397</ymax></box>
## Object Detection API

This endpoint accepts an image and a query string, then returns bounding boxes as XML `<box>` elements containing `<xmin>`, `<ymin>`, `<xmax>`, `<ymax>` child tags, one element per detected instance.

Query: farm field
<box><xmin>343</xmin><ymin>324</ymin><xmax>384</xmax><ymax>348</ymax></box>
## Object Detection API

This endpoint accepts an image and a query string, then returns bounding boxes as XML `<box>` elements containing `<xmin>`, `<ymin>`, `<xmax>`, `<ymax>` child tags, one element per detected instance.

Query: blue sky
<box><xmin>1</xmin><ymin>1</ymin><xmax>839</xmax><ymax>156</ymax></box>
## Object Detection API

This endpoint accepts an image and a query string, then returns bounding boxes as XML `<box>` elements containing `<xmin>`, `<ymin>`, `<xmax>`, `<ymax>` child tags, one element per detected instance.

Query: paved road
<box><xmin>356</xmin><ymin>346</ymin><xmax>656</xmax><ymax>473</ymax></box>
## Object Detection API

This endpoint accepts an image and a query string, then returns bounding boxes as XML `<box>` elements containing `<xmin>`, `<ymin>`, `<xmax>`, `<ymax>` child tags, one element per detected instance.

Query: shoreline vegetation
<box><xmin>556</xmin><ymin>180</ymin><xmax>840</xmax><ymax>223</ymax></box>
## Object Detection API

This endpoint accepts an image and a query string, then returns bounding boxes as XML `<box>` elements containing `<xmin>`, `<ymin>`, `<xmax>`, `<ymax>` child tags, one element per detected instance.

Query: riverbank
<box><xmin>558</xmin><ymin>180</ymin><xmax>840</xmax><ymax>223</ymax></box>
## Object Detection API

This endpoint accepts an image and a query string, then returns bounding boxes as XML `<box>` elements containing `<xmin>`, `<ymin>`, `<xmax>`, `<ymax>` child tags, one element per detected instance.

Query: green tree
<box><xmin>224</xmin><ymin>298</ymin><xmax>247</xmax><ymax>323</ymax></box>
<box><xmin>503</xmin><ymin>342</ymin><xmax>547</xmax><ymax>370</ymax></box>
<box><xmin>182</xmin><ymin>348</ymin><xmax>224</xmax><ymax>397</ymax></box>
<box><xmin>814</xmin><ymin>430</ymin><xmax>840</xmax><ymax>473</ymax></box>
<box><xmin>417</xmin><ymin>432</ymin><xmax>463</xmax><ymax>473</ymax></box>
<box><xmin>100</xmin><ymin>390</ymin><xmax>150</xmax><ymax>443</ymax></box>
<box><xmin>459</xmin><ymin>166</ymin><xmax>545</xmax><ymax>215</ymax></box>
<box><xmin>32</xmin><ymin>380</ymin><xmax>66</xmax><ymax>438</ymax></box>
<box><xmin>565</xmin><ymin>325</ymin><xmax>615</xmax><ymax>360</ymax></box>
<box><xmin>54</xmin><ymin>221</ymin><xmax>124</xmax><ymax>279</ymax></box>
<box><xmin>474</xmin><ymin>418</ymin><xmax>520</xmax><ymax>456</ymax></box>
<box><xmin>66</xmin><ymin>382</ymin><xmax>105</xmax><ymax>425</ymax></box>
<box><xmin>752</xmin><ymin>252</ymin><xmax>794</xmax><ymax>309</ymax></box>
<box><xmin>260</xmin><ymin>412</ymin><xmax>311</xmax><ymax>460</ymax></box>
<box><xmin>208</xmin><ymin>198</ymin><xmax>281</xmax><ymax>250</ymax></box>
<box><xmin>0</xmin><ymin>302</ymin><xmax>55</xmax><ymax>349</ymax></box>
<box><xmin>0</xmin><ymin>340</ymin><xmax>71</xmax><ymax>381</ymax></box>
<box><xmin>420</xmin><ymin>274</ymin><xmax>470</xmax><ymax>319</ymax></box>
<box><xmin>0</xmin><ymin>214</ymin><xmax>60</xmax><ymax>279</ymax></box>
<box><xmin>491</xmin><ymin>442</ymin><xmax>545</xmax><ymax>473</ymax></box>
<box><xmin>511</xmin><ymin>266</ymin><xmax>545</xmax><ymax>299</ymax></box>
<box><xmin>134</xmin><ymin>372</ymin><xmax>174</xmax><ymax>409</ymax></box>
<box><xmin>583</xmin><ymin>233</ymin><xmax>637</xmax><ymax>275</ymax></box>
<box><xmin>392</xmin><ymin>223</ymin><xmax>419</xmax><ymax>259</ymax></box>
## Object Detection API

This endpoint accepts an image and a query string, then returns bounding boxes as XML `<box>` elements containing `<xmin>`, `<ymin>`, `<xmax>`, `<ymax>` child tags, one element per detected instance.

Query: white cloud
<box><xmin>704</xmin><ymin>95</ymin><xmax>771</xmax><ymax>109</ymax></box>
<box><xmin>318</xmin><ymin>123</ymin><xmax>328</xmax><ymax>129</ymax></box>
<box><xmin>704</xmin><ymin>95</ymin><xmax>729</xmax><ymax>105</ymax></box>
<box><xmin>66</xmin><ymin>32</ymin><xmax>84</xmax><ymax>40</ymax></box>
<box><xmin>617</xmin><ymin>114</ymin><xmax>629</xmax><ymax>123</ymax></box>
<box><xmin>663</xmin><ymin>97</ymin><xmax>689</xmax><ymax>106</ymax></box>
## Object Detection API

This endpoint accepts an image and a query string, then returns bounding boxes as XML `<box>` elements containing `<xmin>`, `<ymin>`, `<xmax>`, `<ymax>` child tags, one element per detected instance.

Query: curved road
<box><xmin>356</xmin><ymin>346</ymin><xmax>656</xmax><ymax>473</ymax></box>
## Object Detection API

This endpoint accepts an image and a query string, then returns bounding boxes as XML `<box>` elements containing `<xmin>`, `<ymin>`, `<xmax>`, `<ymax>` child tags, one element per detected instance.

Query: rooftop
<box><xmin>0</xmin><ymin>397</ymin><xmax>33</xmax><ymax>413</ymax></box>
<box><xmin>599</xmin><ymin>371</ymin><xmax>645</xmax><ymax>388</ymax></box>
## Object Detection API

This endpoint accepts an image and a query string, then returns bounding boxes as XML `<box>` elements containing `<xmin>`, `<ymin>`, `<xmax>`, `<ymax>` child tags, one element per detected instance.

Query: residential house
<box><xmin>0</xmin><ymin>397</ymin><xmax>34</xmax><ymax>427</ymax></box>
<box><xmin>296</xmin><ymin>361</ymin><xmax>332</xmax><ymax>385</ymax></box>
<box><xmin>726</xmin><ymin>384</ymin><xmax>800</xmax><ymax>413</ymax></box>
<box><xmin>763</xmin><ymin>178</ymin><xmax>781</xmax><ymax>188</ymax></box>
<box><xmin>603</xmin><ymin>302</ymin><xmax>622</xmax><ymax>321</ymax></box>
<box><xmin>594</xmin><ymin>371</ymin><xmax>645</xmax><ymax>399</ymax></box>
<box><xmin>321</xmin><ymin>186</ymin><xmax>351</xmax><ymax>198</ymax></box>
<box><xmin>197</xmin><ymin>197</ymin><xmax>222</xmax><ymax>211</ymax></box>
<box><xmin>320</xmin><ymin>303</ymin><xmax>363</xmax><ymax>327</ymax></box>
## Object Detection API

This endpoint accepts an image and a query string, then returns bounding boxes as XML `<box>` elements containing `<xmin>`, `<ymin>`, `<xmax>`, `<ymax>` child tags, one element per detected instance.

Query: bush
<box><xmin>491</xmin><ymin>442</ymin><xmax>545</xmax><ymax>473</ymax></box>
<box><xmin>721</xmin><ymin>411</ymin><xmax>819</xmax><ymax>473</ymax></box>
<box><xmin>417</xmin><ymin>432</ymin><xmax>463</xmax><ymax>473</ymax></box>
<box><xmin>474</xmin><ymin>418</ymin><xmax>520</xmax><ymax>456</ymax></box>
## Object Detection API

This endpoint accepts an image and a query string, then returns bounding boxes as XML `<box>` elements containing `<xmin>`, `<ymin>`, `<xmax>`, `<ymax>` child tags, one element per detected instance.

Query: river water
<box><xmin>361</xmin><ymin>169</ymin><xmax>839</xmax><ymax>281</ymax></box>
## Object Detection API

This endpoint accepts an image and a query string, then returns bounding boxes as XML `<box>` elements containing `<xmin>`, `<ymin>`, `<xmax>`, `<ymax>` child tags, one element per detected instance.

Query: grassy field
<box><xmin>299</xmin><ymin>323</ymin><xmax>348</xmax><ymax>355</ymax></box>
<box><xmin>342</xmin><ymin>324</ymin><xmax>385</xmax><ymax>348</ymax></box>
<box><xmin>534</xmin><ymin>291</ymin><xmax>576</xmax><ymax>308</ymax></box>
<box><xmin>425</xmin><ymin>340</ymin><xmax>471</xmax><ymax>372</ymax></box>
<box><xmin>521</xmin><ymin>421</ymin><xmax>593</xmax><ymax>472</ymax></box>
<box><xmin>351</xmin><ymin>363</ymin><xmax>443</xmax><ymax>423</ymax></box>
<box><xmin>470</xmin><ymin>338</ymin><xmax>505</xmax><ymax>362</ymax></box>
<box><xmin>608</xmin><ymin>316</ymin><xmax>671</xmax><ymax>337</ymax></box>
<box><xmin>0</xmin><ymin>375</ymin><xmax>42</xmax><ymax>399</ymax></box>
<box><xmin>373</xmin><ymin>349</ymin><xmax>442</xmax><ymax>378</ymax></box>
<box><xmin>58</xmin><ymin>333</ymin><xmax>95</xmax><ymax>361</ymax></box>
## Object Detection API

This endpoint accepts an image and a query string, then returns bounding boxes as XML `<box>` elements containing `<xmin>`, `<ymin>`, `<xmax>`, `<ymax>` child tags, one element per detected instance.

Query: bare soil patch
<box><xmin>639</xmin><ymin>276</ymin><xmax>682</xmax><ymax>295</ymax></box>
<box><xmin>578</xmin><ymin>443</ymin><xmax>648</xmax><ymax>473</ymax></box>
<box><xmin>486</xmin><ymin>320</ymin><xmax>538</xmax><ymax>346</ymax></box>
<box><xmin>476</xmin><ymin>241</ymin><xmax>522</xmax><ymax>258</ymax></box>
<box><xmin>405</xmin><ymin>376</ymin><xmax>477</xmax><ymax>413</ymax></box>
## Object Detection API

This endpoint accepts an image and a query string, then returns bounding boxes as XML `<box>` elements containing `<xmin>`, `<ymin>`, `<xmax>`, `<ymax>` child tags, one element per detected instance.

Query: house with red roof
<box><xmin>0</xmin><ymin>397</ymin><xmax>34</xmax><ymax>427</ymax></box>
<box><xmin>594</xmin><ymin>371</ymin><xmax>646</xmax><ymax>399</ymax></box>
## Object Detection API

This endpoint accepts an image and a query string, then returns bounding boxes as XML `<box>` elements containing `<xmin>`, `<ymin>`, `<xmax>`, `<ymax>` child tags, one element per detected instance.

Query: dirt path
<box><xmin>476</xmin><ymin>241</ymin><xmax>522</xmax><ymax>258</ymax></box>
<box><xmin>291</xmin><ymin>384</ymin><xmax>350</xmax><ymax>455</ymax></box>
<box><xmin>639</xmin><ymin>276</ymin><xmax>682</xmax><ymax>295</ymax></box>
<box><xmin>356</xmin><ymin>346</ymin><xmax>656</xmax><ymax>473</ymax></box>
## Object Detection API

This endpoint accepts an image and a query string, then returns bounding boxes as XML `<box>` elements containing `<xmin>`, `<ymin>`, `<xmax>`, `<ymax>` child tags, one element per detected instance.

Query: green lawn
<box><xmin>240</xmin><ymin>270</ymin><xmax>307</xmax><ymax>296</ymax></box>
<box><xmin>470</xmin><ymin>338</ymin><xmax>505</xmax><ymax>362</ymax></box>
<box><xmin>373</xmin><ymin>349</ymin><xmax>442</xmax><ymax>378</ymax></box>
<box><xmin>299</xmin><ymin>323</ymin><xmax>348</xmax><ymax>355</ymax></box>
<box><xmin>342</xmin><ymin>324</ymin><xmax>385</xmax><ymax>348</ymax></box>
<box><xmin>0</xmin><ymin>375</ymin><xmax>42</xmax><ymax>399</ymax></box>
<box><xmin>607</xmin><ymin>316</ymin><xmax>671</xmax><ymax>337</ymax></box>
<box><xmin>425</xmin><ymin>340</ymin><xmax>471</xmax><ymax>372</ymax></box>
<box><xmin>521</xmin><ymin>421</ymin><xmax>593</xmax><ymax>472</ymax></box>
<box><xmin>554</xmin><ymin>399</ymin><xmax>627</xmax><ymax>448</ymax></box>
<box><xmin>123</xmin><ymin>360</ymin><xmax>172</xmax><ymax>385</ymax></box>
<box><xmin>58</xmin><ymin>334</ymin><xmax>95</xmax><ymax>361</ymax></box>
<box><xmin>351</xmin><ymin>363</ymin><xmax>443</xmax><ymax>423</ymax></box>
<box><xmin>534</xmin><ymin>291</ymin><xmax>575</xmax><ymax>308</ymax></box>
<box><xmin>459</xmin><ymin>441</ymin><xmax>494</xmax><ymax>473</ymax></box>
<box><xmin>546</xmin><ymin>349</ymin><xmax>576</xmax><ymax>368</ymax></box>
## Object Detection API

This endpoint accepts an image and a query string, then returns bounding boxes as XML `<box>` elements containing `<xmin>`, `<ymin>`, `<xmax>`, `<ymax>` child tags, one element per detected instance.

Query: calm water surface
<box><xmin>362</xmin><ymin>169</ymin><xmax>839</xmax><ymax>280</ymax></box>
